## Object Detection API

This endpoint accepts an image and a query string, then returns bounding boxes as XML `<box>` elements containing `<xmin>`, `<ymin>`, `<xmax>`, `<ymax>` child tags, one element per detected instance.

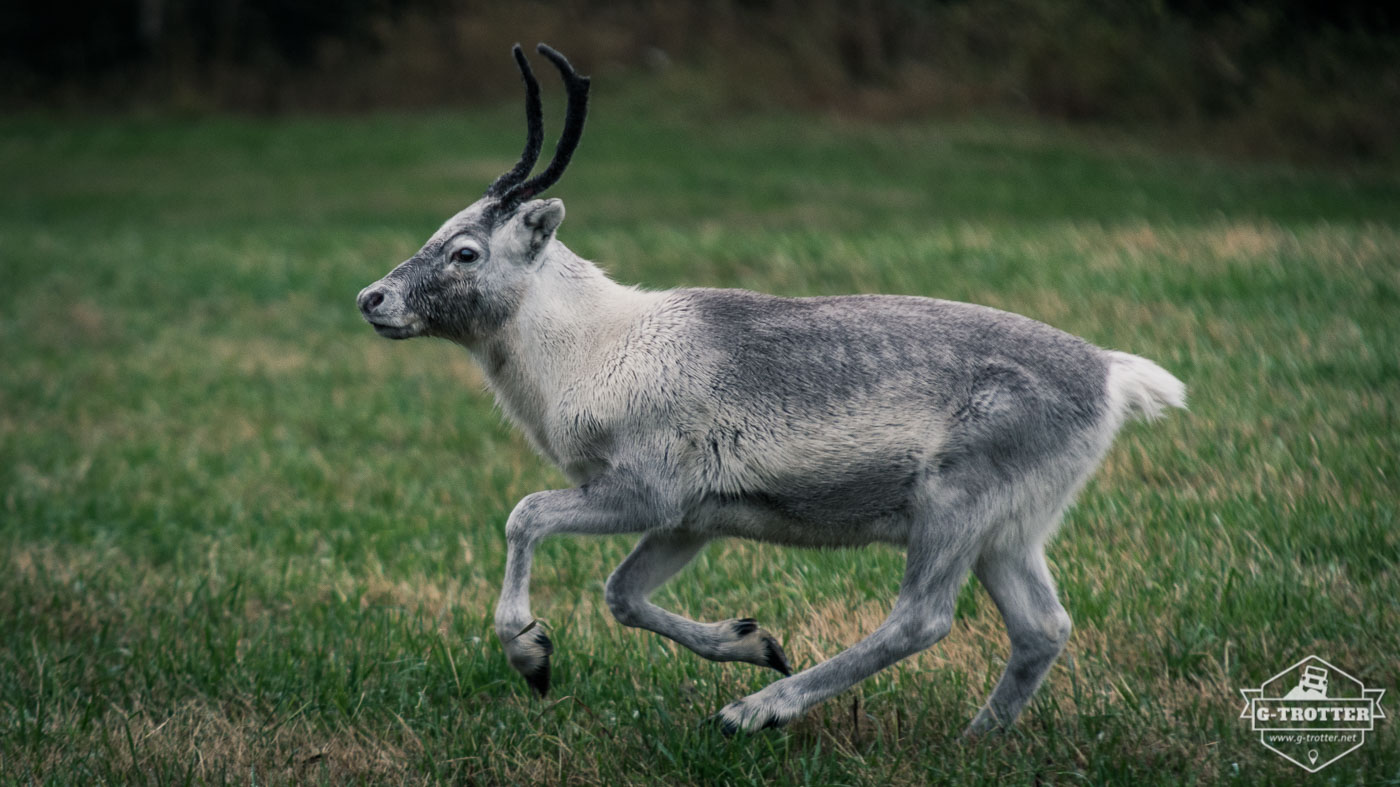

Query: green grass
<box><xmin>2</xmin><ymin>94</ymin><xmax>1398</xmax><ymax>784</ymax></box>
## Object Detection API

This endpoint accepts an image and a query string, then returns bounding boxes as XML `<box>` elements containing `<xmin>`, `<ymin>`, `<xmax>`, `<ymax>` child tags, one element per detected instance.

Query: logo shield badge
<box><xmin>1240</xmin><ymin>655</ymin><xmax>1386</xmax><ymax>772</ymax></box>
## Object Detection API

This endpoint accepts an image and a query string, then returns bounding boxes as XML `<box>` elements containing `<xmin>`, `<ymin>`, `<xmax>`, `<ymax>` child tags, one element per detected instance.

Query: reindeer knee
<box><xmin>1042</xmin><ymin>609</ymin><xmax>1071</xmax><ymax>651</ymax></box>
<box><xmin>919</xmin><ymin>613</ymin><xmax>955</xmax><ymax>649</ymax></box>
<box><xmin>504</xmin><ymin>491</ymin><xmax>551</xmax><ymax>544</ymax></box>
<box><xmin>890</xmin><ymin>612</ymin><xmax>952</xmax><ymax>657</ymax></box>
<box><xmin>604</xmin><ymin>573</ymin><xmax>642</xmax><ymax>628</ymax></box>
<box><xmin>1011</xmin><ymin>607</ymin><xmax>1070</xmax><ymax>666</ymax></box>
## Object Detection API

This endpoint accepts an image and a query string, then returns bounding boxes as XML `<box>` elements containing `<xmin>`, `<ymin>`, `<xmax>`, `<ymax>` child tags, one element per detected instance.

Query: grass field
<box><xmin>2</xmin><ymin>91</ymin><xmax>1398</xmax><ymax>784</ymax></box>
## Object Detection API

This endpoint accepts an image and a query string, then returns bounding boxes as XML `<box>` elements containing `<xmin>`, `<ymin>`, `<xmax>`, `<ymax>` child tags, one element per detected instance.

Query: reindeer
<box><xmin>356</xmin><ymin>44</ymin><xmax>1186</xmax><ymax>735</ymax></box>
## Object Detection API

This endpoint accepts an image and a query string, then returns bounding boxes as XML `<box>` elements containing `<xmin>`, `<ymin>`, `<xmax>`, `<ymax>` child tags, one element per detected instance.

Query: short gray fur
<box><xmin>355</xmin><ymin>44</ymin><xmax>1186</xmax><ymax>737</ymax></box>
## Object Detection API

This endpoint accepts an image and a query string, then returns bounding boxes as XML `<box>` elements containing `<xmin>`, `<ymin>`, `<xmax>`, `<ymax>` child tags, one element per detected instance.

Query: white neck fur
<box><xmin>470</xmin><ymin>241</ymin><xmax>662</xmax><ymax>464</ymax></box>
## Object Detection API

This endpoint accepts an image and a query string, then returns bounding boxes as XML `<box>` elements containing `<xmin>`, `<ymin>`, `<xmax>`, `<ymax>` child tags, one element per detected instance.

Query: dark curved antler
<box><xmin>485</xmin><ymin>44</ymin><xmax>544</xmax><ymax>198</ymax></box>
<box><xmin>498</xmin><ymin>44</ymin><xmax>591</xmax><ymax>210</ymax></box>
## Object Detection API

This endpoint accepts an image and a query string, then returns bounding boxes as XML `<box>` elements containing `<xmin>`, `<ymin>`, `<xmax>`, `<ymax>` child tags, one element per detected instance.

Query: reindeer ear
<box><xmin>521</xmin><ymin>198</ymin><xmax>565</xmax><ymax>255</ymax></box>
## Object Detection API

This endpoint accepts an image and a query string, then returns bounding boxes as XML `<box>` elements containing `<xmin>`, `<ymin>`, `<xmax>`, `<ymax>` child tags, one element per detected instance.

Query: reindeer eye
<box><xmin>451</xmin><ymin>247</ymin><xmax>480</xmax><ymax>264</ymax></box>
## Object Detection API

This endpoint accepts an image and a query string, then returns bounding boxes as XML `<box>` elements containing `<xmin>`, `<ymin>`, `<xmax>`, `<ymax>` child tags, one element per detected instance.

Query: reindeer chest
<box><xmin>545</xmin><ymin>393</ymin><xmax>625</xmax><ymax>484</ymax></box>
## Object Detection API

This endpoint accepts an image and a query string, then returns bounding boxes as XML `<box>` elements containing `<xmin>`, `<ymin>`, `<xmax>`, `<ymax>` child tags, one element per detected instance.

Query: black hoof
<box><xmin>763</xmin><ymin>638</ymin><xmax>792</xmax><ymax>676</ymax></box>
<box><xmin>524</xmin><ymin>660</ymin><xmax>551</xmax><ymax>697</ymax></box>
<box><xmin>708</xmin><ymin>703</ymin><xmax>787</xmax><ymax>737</ymax></box>
<box><xmin>520</xmin><ymin>630</ymin><xmax>553</xmax><ymax>697</ymax></box>
<box><xmin>709</xmin><ymin>713</ymin><xmax>741</xmax><ymax>737</ymax></box>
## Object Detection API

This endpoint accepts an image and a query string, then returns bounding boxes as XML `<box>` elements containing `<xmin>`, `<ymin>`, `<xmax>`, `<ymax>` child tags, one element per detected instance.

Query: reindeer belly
<box><xmin>691</xmin><ymin>475</ymin><xmax>921</xmax><ymax>548</ymax></box>
<box><xmin>679</xmin><ymin>422</ymin><xmax>937</xmax><ymax>547</ymax></box>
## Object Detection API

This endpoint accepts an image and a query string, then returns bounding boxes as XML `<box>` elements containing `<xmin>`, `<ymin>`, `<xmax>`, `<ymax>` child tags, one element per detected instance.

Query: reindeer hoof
<box><xmin>506</xmin><ymin>627</ymin><xmax>554</xmax><ymax>697</ymax></box>
<box><xmin>707</xmin><ymin>712</ymin><xmax>742</xmax><ymax>737</ymax></box>
<box><xmin>711</xmin><ymin>696</ymin><xmax>789</xmax><ymax>735</ymax></box>
<box><xmin>761</xmin><ymin>636</ymin><xmax>792</xmax><ymax>676</ymax></box>
<box><xmin>523</xmin><ymin>653</ymin><xmax>551</xmax><ymax>697</ymax></box>
<box><xmin>963</xmin><ymin>708</ymin><xmax>1006</xmax><ymax>738</ymax></box>
<box><xmin>726</xmin><ymin>619</ymin><xmax>792</xmax><ymax>676</ymax></box>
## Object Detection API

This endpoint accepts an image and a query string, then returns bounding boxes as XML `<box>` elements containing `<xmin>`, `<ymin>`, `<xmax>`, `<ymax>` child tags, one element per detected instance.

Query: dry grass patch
<box><xmin>84</xmin><ymin>700</ymin><xmax>424</xmax><ymax>786</ymax></box>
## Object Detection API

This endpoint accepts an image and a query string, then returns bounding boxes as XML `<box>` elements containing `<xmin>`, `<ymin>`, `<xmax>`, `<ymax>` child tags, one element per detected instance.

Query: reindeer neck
<box><xmin>471</xmin><ymin>243</ymin><xmax>660</xmax><ymax>462</ymax></box>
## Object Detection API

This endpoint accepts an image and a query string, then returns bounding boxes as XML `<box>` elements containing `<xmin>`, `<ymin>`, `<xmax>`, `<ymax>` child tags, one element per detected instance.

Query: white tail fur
<box><xmin>1106</xmin><ymin>351</ymin><xmax>1187</xmax><ymax>422</ymax></box>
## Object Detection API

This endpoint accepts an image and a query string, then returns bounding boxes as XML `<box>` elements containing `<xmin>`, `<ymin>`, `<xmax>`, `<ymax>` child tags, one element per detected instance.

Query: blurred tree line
<box><xmin>3</xmin><ymin>0</ymin><xmax>1397</xmax><ymax>159</ymax></box>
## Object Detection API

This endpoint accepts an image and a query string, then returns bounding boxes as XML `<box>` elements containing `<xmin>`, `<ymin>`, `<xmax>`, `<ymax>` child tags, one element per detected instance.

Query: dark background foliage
<box><xmin>3</xmin><ymin>0</ymin><xmax>1398</xmax><ymax>160</ymax></box>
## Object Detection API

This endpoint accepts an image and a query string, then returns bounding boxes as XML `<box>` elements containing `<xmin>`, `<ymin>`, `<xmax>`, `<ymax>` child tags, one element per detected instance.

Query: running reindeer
<box><xmin>357</xmin><ymin>44</ymin><xmax>1185</xmax><ymax>734</ymax></box>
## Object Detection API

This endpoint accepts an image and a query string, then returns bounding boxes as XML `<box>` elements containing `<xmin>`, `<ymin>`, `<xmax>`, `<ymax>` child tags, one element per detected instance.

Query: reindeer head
<box><xmin>357</xmin><ymin>44</ymin><xmax>590</xmax><ymax>344</ymax></box>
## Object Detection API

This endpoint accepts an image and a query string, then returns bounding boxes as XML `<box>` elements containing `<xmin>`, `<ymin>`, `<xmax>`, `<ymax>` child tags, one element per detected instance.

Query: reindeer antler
<box><xmin>485</xmin><ymin>45</ymin><xmax>544</xmax><ymax>198</ymax></box>
<box><xmin>498</xmin><ymin>44</ymin><xmax>591</xmax><ymax>210</ymax></box>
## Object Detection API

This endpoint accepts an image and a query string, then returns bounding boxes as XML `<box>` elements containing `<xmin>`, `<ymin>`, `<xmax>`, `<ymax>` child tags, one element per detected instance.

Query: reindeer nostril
<box><xmin>361</xmin><ymin>290</ymin><xmax>385</xmax><ymax>313</ymax></box>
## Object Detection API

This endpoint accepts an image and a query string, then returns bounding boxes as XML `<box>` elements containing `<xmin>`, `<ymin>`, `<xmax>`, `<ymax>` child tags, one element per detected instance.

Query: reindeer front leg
<box><xmin>494</xmin><ymin>482</ymin><xmax>672</xmax><ymax>696</ymax></box>
<box><xmin>495</xmin><ymin>521</ymin><xmax>555</xmax><ymax>696</ymax></box>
